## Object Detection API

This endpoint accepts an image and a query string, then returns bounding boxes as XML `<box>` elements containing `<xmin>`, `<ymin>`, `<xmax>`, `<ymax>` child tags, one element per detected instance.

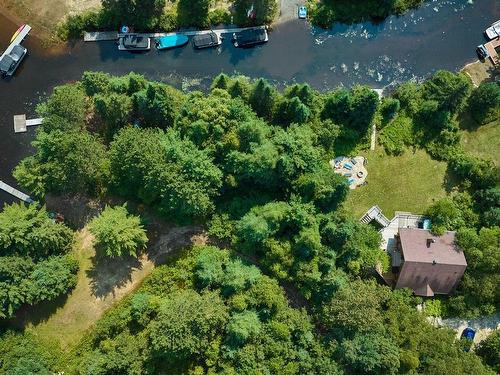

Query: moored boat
<box><xmin>192</xmin><ymin>32</ymin><xmax>222</xmax><ymax>49</ymax></box>
<box><xmin>232</xmin><ymin>28</ymin><xmax>268</xmax><ymax>48</ymax></box>
<box><xmin>118</xmin><ymin>34</ymin><xmax>151</xmax><ymax>51</ymax></box>
<box><xmin>10</xmin><ymin>24</ymin><xmax>27</xmax><ymax>43</ymax></box>
<box><xmin>156</xmin><ymin>34</ymin><xmax>189</xmax><ymax>50</ymax></box>
<box><xmin>0</xmin><ymin>44</ymin><xmax>27</xmax><ymax>77</ymax></box>
<box><xmin>484</xmin><ymin>20</ymin><xmax>500</xmax><ymax>40</ymax></box>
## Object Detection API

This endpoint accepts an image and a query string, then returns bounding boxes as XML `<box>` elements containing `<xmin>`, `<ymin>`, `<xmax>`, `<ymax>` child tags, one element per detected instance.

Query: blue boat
<box><xmin>156</xmin><ymin>34</ymin><xmax>189</xmax><ymax>50</ymax></box>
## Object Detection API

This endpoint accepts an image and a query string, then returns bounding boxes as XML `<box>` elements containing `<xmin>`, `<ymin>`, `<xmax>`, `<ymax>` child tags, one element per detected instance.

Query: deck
<box><xmin>13</xmin><ymin>114</ymin><xmax>43</xmax><ymax>133</ymax></box>
<box><xmin>484</xmin><ymin>38</ymin><xmax>500</xmax><ymax>65</ymax></box>
<box><xmin>0</xmin><ymin>24</ymin><xmax>31</xmax><ymax>62</ymax></box>
<box><xmin>84</xmin><ymin>26</ymin><xmax>267</xmax><ymax>42</ymax></box>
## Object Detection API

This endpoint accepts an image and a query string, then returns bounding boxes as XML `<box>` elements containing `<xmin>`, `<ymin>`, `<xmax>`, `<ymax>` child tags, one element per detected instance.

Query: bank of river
<box><xmin>0</xmin><ymin>0</ymin><xmax>498</xmax><ymax>205</ymax></box>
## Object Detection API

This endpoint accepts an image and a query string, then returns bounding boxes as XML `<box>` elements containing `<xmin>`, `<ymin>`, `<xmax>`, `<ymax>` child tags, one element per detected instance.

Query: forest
<box><xmin>0</xmin><ymin>70</ymin><xmax>498</xmax><ymax>374</ymax></box>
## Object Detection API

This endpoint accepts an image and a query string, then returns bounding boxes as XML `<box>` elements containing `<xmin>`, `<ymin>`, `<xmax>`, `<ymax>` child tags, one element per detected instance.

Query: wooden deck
<box><xmin>13</xmin><ymin>114</ymin><xmax>43</xmax><ymax>133</ymax></box>
<box><xmin>84</xmin><ymin>26</ymin><xmax>266</xmax><ymax>42</ymax></box>
<box><xmin>484</xmin><ymin>38</ymin><xmax>500</xmax><ymax>65</ymax></box>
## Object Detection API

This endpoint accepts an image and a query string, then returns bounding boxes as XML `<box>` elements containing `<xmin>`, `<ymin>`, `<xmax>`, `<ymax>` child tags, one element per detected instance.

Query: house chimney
<box><xmin>426</xmin><ymin>238</ymin><xmax>435</xmax><ymax>248</ymax></box>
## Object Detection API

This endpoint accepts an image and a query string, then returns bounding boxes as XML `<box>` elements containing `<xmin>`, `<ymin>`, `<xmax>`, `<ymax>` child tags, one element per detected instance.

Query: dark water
<box><xmin>0</xmin><ymin>0</ymin><xmax>498</xmax><ymax>204</ymax></box>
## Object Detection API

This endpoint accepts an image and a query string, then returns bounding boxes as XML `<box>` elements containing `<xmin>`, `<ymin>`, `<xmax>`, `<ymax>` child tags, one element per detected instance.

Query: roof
<box><xmin>399</xmin><ymin>228</ymin><xmax>466</xmax><ymax>266</ymax></box>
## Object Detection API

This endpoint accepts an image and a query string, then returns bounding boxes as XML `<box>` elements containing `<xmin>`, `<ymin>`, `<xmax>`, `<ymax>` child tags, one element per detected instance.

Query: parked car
<box><xmin>193</xmin><ymin>32</ymin><xmax>223</xmax><ymax>49</ymax></box>
<box><xmin>476</xmin><ymin>44</ymin><xmax>489</xmax><ymax>60</ymax></box>
<box><xmin>298</xmin><ymin>6</ymin><xmax>307</xmax><ymax>19</ymax></box>
<box><xmin>118</xmin><ymin>34</ymin><xmax>151</xmax><ymax>51</ymax></box>
<box><xmin>484</xmin><ymin>20</ymin><xmax>500</xmax><ymax>40</ymax></box>
<box><xmin>232</xmin><ymin>28</ymin><xmax>268</xmax><ymax>48</ymax></box>
<box><xmin>0</xmin><ymin>44</ymin><xmax>27</xmax><ymax>77</ymax></box>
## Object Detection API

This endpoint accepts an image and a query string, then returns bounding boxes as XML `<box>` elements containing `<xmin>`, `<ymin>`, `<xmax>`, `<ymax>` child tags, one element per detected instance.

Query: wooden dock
<box><xmin>84</xmin><ymin>26</ymin><xmax>266</xmax><ymax>42</ymax></box>
<box><xmin>484</xmin><ymin>38</ymin><xmax>500</xmax><ymax>66</ymax></box>
<box><xmin>13</xmin><ymin>114</ymin><xmax>43</xmax><ymax>133</ymax></box>
<box><xmin>0</xmin><ymin>180</ymin><xmax>34</xmax><ymax>204</ymax></box>
<box><xmin>0</xmin><ymin>24</ymin><xmax>31</xmax><ymax>62</ymax></box>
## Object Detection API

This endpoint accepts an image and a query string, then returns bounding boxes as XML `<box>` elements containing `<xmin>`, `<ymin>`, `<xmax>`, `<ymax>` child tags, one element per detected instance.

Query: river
<box><xmin>0</xmin><ymin>0</ymin><xmax>498</xmax><ymax>205</ymax></box>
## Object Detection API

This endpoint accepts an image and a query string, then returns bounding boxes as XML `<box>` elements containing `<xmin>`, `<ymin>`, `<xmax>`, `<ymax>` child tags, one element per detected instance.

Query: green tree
<box><xmin>467</xmin><ymin>82</ymin><xmax>500</xmax><ymax>125</ymax></box>
<box><xmin>177</xmin><ymin>0</ymin><xmax>211</xmax><ymax>27</ymax></box>
<box><xmin>81</xmin><ymin>71</ymin><xmax>111</xmax><ymax>96</ymax></box>
<box><xmin>249</xmin><ymin>78</ymin><xmax>278</xmax><ymax>120</ymax></box>
<box><xmin>148</xmin><ymin>290</ymin><xmax>229</xmax><ymax>362</ymax></box>
<box><xmin>101</xmin><ymin>0</ymin><xmax>166</xmax><ymax>29</ymax></box>
<box><xmin>89</xmin><ymin>205</ymin><xmax>148</xmax><ymax>257</ymax></box>
<box><xmin>0</xmin><ymin>203</ymin><xmax>73</xmax><ymax>258</ymax></box>
<box><xmin>423</xmin><ymin>70</ymin><xmax>472</xmax><ymax>114</ymax></box>
<box><xmin>476</xmin><ymin>329</ymin><xmax>500</xmax><ymax>372</ymax></box>
<box><xmin>37</xmin><ymin>83</ymin><xmax>87</xmax><ymax>126</ymax></box>
<box><xmin>94</xmin><ymin>93</ymin><xmax>133</xmax><ymax>139</ymax></box>
<box><xmin>234</xmin><ymin>0</ymin><xmax>278</xmax><ymax>25</ymax></box>
<box><xmin>226</xmin><ymin>311</ymin><xmax>262</xmax><ymax>346</ymax></box>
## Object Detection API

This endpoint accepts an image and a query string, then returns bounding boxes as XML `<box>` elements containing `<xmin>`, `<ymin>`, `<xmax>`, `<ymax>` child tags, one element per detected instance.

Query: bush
<box><xmin>378</xmin><ymin>115</ymin><xmax>414</xmax><ymax>155</ymax></box>
<box><xmin>208</xmin><ymin>9</ymin><xmax>232</xmax><ymax>25</ymax></box>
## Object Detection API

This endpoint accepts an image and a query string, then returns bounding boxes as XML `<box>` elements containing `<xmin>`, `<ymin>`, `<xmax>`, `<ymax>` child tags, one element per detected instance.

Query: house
<box><xmin>392</xmin><ymin>228</ymin><xmax>467</xmax><ymax>297</ymax></box>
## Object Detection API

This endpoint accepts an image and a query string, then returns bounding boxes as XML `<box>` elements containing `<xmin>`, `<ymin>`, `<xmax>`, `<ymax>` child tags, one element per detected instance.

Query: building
<box><xmin>392</xmin><ymin>228</ymin><xmax>467</xmax><ymax>297</ymax></box>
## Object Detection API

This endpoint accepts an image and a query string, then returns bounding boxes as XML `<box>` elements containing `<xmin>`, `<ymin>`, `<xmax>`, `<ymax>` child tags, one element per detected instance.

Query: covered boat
<box><xmin>156</xmin><ymin>34</ymin><xmax>189</xmax><ymax>50</ymax></box>
<box><xmin>0</xmin><ymin>44</ymin><xmax>27</xmax><ymax>77</ymax></box>
<box><xmin>118</xmin><ymin>34</ymin><xmax>151</xmax><ymax>51</ymax></box>
<box><xmin>485</xmin><ymin>20</ymin><xmax>500</xmax><ymax>40</ymax></box>
<box><xmin>192</xmin><ymin>32</ymin><xmax>222</xmax><ymax>49</ymax></box>
<box><xmin>232</xmin><ymin>28</ymin><xmax>268</xmax><ymax>48</ymax></box>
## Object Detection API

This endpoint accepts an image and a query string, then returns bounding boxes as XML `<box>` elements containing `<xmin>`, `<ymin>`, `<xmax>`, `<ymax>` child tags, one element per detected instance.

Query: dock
<box><xmin>0</xmin><ymin>180</ymin><xmax>34</xmax><ymax>204</ymax></box>
<box><xmin>484</xmin><ymin>38</ymin><xmax>500</xmax><ymax>65</ymax></box>
<box><xmin>0</xmin><ymin>24</ymin><xmax>31</xmax><ymax>62</ymax></box>
<box><xmin>13</xmin><ymin>114</ymin><xmax>43</xmax><ymax>133</ymax></box>
<box><xmin>84</xmin><ymin>26</ymin><xmax>266</xmax><ymax>42</ymax></box>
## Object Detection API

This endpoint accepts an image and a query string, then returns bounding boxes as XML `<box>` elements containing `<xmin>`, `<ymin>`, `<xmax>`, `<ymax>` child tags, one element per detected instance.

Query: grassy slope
<box><xmin>461</xmin><ymin>119</ymin><xmax>500</xmax><ymax>166</ymax></box>
<box><xmin>343</xmin><ymin>148</ymin><xmax>449</xmax><ymax>219</ymax></box>
<box><xmin>19</xmin><ymin>229</ymin><xmax>155</xmax><ymax>350</ymax></box>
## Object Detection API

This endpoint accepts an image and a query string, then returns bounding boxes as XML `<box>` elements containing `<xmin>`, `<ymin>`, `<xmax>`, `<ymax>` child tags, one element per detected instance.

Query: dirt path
<box><xmin>428</xmin><ymin>313</ymin><xmax>500</xmax><ymax>345</ymax></box>
<box><xmin>18</xmin><ymin>224</ymin><xmax>205</xmax><ymax>350</ymax></box>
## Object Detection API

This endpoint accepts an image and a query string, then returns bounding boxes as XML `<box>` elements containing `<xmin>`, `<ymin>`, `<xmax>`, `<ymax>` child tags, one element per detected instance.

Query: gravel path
<box><xmin>428</xmin><ymin>313</ymin><xmax>499</xmax><ymax>344</ymax></box>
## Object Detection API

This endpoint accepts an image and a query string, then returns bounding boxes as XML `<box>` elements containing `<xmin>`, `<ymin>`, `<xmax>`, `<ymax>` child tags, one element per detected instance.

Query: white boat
<box><xmin>485</xmin><ymin>20</ymin><xmax>500</xmax><ymax>40</ymax></box>
<box><xmin>118</xmin><ymin>34</ymin><xmax>151</xmax><ymax>51</ymax></box>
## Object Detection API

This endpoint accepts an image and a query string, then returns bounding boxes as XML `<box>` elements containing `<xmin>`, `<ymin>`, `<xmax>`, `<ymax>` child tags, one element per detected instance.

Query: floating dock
<box><xmin>0</xmin><ymin>24</ymin><xmax>31</xmax><ymax>63</ymax></box>
<box><xmin>484</xmin><ymin>38</ymin><xmax>500</xmax><ymax>65</ymax></box>
<box><xmin>13</xmin><ymin>114</ymin><xmax>43</xmax><ymax>133</ymax></box>
<box><xmin>0</xmin><ymin>180</ymin><xmax>34</xmax><ymax>204</ymax></box>
<box><xmin>84</xmin><ymin>26</ymin><xmax>266</xmax><ymax>42</ymax></box>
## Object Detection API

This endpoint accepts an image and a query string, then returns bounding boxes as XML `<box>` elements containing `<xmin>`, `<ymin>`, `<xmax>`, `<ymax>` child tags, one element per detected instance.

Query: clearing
<box><xmin>343</xmin><ymin>148</ymin><xmax>449</xmax><ymax>218</ymax></box>
<box><xmin>11</xmin><ymin>222</ymin><xmax>205</xmax><ymax>351</ymax></box>
<box><xmin>461</xmin><ymin>119</ymin><xmax>500</xmax><ymax>166</ymax></box>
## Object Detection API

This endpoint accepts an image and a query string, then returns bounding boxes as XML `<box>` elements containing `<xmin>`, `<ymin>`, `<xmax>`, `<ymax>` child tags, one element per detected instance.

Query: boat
<box><xmin>156</xmin><ymin>34</ymin><xmax>189</xmax><ymax>50</ymax></box>
<box><xmin>232</xmin><ymin>28</ymin><xmax>268</xmax><ymax>48</ymax></box>
<box><xmin>476</xmin><ymin>44</ymin><xmax>489</xmax><ymax>60</ymax></box>
<box><xmin>298</xmin><ymin>6</ymin><xmax>307</xmax><ymax>19</ymax></box>
<box><xmin>118</xmin><ymin>34</ymin><xmax>151</xmax><ymax>51</ymax></box>
<box><xmin>484</xmin><ymin>20</ymin><xmax>500</xmax><ymax>40</ymax></box>
<box><xmin>0</xmin><ymin>44</ymin><xmax>27</xmax><ymax>77</ymax></box>
<box><xmin>192</xmin><ymin>32</ymin><xmax>223</xmax><ymax>49</ymax></box>
<box><xmin>10</xmin><ymin>24</ymin><xmax>27</xmax><ymax>43</ymax></box>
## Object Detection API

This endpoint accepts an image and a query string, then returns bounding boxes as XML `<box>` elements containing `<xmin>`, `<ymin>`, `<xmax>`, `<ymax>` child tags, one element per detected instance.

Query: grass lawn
<box><xmin>461</xmin><ymin>119</ymin><xmax>500</xmax><ymax>166</ymax></box>
<box><xmin>343</xmin><ymin>148</ymin><xmax>449</xmax><ymax>219</ymax></box>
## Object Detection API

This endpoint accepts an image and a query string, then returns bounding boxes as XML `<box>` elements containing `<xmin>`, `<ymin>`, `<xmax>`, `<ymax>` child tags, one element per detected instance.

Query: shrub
<box><xmin>467</xmin><ymin>82</ymin><xmax>500</xmax><ymax>125</ymax></box>
<box><xmin>378</xmin><ymin>115</ymin><xmax>414</xmax><ymax>155</ymax></box>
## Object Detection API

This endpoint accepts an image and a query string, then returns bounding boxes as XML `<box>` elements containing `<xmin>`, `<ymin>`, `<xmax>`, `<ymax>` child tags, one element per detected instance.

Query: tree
<box><xmin>37</xmin><ymin>83</ymin><xmax>87</xmax><ymax>126</ymax></box>
<box><xmin>467</xmin><ymin>82</ymin><xmax>500</xmax><ymax>125</ymax></box>
<box><xmin>94</xmin><ymin>93</ymin><xmax>133</xmax><ymax>138</ymax></box>
<box><xmin>89</xmin><ymin>205</ymin><xmax>148</xmax><ymax>257</ymax></box>
<box><xmin>423</xmin><ymin>70</ymin><xmax>472</xmax><ymax>114</ymax></box>
<box><xmin>14</xmin><ymin>129</ymin><xmax>109</xmax><ymax>197</ymax></box>
<box><xmin>476</xmin><ymin>329</ymin><xmax>500</xmax><ymax>372</ymax></box>
<box><xmin>133</xmin><ymin>83</ymin><xmax>183</xmax><ymax>129</ymax></box>
<box><xmin>274</xmin><ymin>97</ymin><xmax>311</xmax><ymax>125</ymax></box>
<box><xmin>249</xmin><ymin>78</ymin><xmax>278</xmax><ymax>120</ymax></box>
<box><xmin>226</xmin><ymin>311</ymin><xmax>262</xmax><ymax>346</ymax></box>
<box><xmin>101</xmin><ymin>0</ymin><xmax>166</xmax><ymax>29</ymax></box>
<box><xmin>177</xmin><ymin>0</ymin><xmax>211</xmax><ymax>27</ymax></box>
<box><xmin>81</xmin><ymin>71</ymin><xmax>111</xmax><ymax>96</ymax></box>
<box><xmin>0</xmin><ymin>203</ymin><xmax>73</xmax><ymax>259</ymax></box>
<box><xmin>148</xmin><ymin>290</ymin><xmax>229</xmax><ymax>363</ymax></box>
<box><xmin>234</xmin><ymin>0</ymin><xmax>278</xmax><ymax>25</ymax></box>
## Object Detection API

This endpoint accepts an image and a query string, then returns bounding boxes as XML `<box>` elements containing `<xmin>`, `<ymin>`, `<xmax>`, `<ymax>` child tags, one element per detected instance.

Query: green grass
<box><xmin>343</xmin><ymin>148</ymin><xmax>449</xmax><ymax>218</ymax></box>
<box><xmin>461</xmin><ymin>119</ymin><xmax>500</xmax><ymax>166</ymax></box>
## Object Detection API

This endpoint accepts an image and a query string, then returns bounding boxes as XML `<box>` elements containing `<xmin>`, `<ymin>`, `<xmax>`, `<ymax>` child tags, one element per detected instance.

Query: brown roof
<box><xmin>399</xmin><ymin>228</ymin><xmax>467</xmax><ymax>266</ymax></box>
